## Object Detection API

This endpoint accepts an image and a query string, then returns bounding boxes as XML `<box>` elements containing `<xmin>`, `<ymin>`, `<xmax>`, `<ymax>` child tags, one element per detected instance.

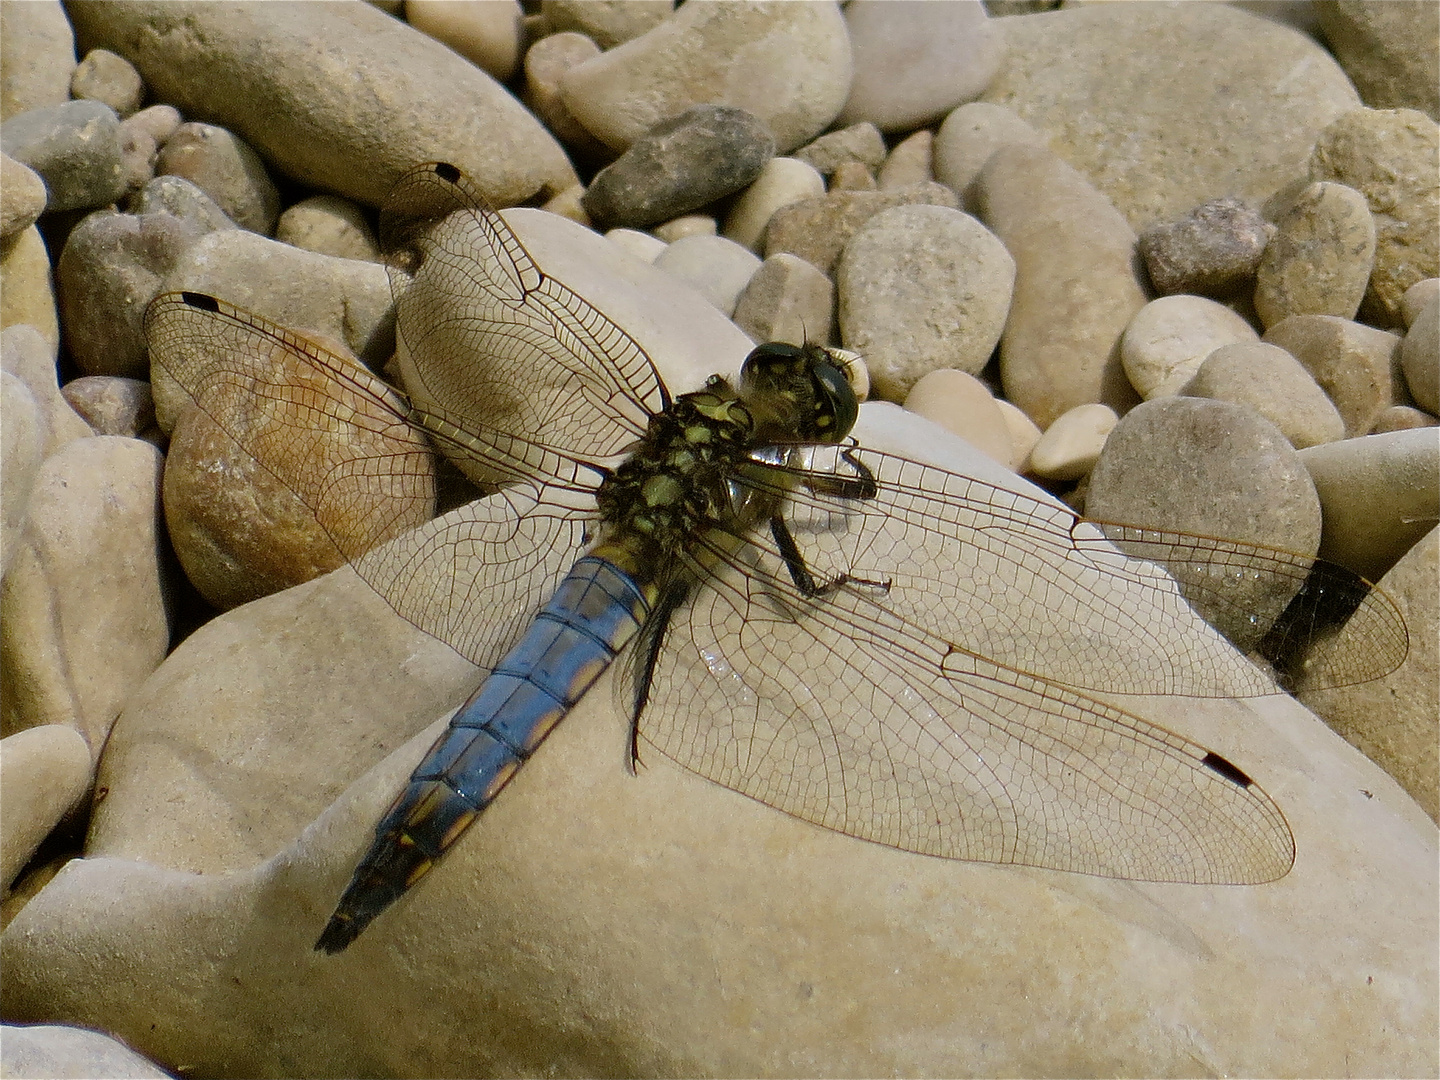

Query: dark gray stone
<box><xmin>0</xmin><ymin>99</ymin><xmax>128</xmax><ymax>211</ymax></box>
<box><xmin>581</xmin><ymin>105</ymin><xmax>776</xmax><ymax>229</ymax></box>
<box><xmin>1138</xmin><ymin>197</ymin><xmax>1275</xmax><ymax>297</ymax></box>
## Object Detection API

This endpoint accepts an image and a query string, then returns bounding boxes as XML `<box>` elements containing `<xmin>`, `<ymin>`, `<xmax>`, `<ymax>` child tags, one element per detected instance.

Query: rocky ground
<box><xmin>0</xmin><ymin>1</ymin><xmax>1437</xmax><ymax>1077</ymax></box>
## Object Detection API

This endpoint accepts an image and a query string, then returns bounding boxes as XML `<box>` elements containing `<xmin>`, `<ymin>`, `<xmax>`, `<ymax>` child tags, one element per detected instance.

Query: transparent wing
<box><xmin>145</xmin><ymin>290</ymin><xmax>592</xmax><ymax>668</ymax></box>
<box><xmin>381</xmin><ymin>161</ymin><xmax>668</xmax><ymax>482</ymax></box>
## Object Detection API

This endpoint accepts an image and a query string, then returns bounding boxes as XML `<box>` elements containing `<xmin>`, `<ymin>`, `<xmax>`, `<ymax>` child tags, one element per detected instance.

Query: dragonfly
<box><xmin>143</xmin><ymin>162</ymin><xmax>1408</xmax><ymax>956</ymax></box>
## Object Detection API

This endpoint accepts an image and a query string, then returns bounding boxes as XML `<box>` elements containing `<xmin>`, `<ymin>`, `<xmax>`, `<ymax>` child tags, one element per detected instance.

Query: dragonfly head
<box><xmin>738</xmin><ymin>342</ymin><xmax>865</xmax><ymax>445</ymax></box>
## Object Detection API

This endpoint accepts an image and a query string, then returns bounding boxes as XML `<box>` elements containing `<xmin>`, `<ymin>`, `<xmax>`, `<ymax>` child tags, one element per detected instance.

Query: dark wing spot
<box><xmin>180</xmin><ymin>291</ymin><xmax>220</xmax><ymax>312</ymax></box>
<box><xmin>1201</xmin><ymin>752</ymin><xmax>1253</xmax><ymax>788</ymax></box>
<box><xmin>435</xmin><ymin>161</ymin><xmax>461</xmax><ymax>183</ymax></box>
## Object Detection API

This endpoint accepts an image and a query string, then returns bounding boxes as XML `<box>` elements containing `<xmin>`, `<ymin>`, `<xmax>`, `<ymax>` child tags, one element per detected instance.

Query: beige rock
<box><xmin>790</xmin><ymin>122</ymin><xmax>887</xmax><ymax>176</ymax></box>
<box><xmin>0</xmin><ymin>154</ymin><xmax>47</xmax><ymax>241</ymax></box>
<box><xmin>902</xmin><ymin>369</ymin><xmax>1012</xmax><ymax>466</ymax></box>
<box><xmin>70</xmin><ymin>47</ymin><xmax>144</xmax><ymax>117</ymax></box>
<box><xmin>995</xmin><ymin>397</ymin><xmax>1042</xmax><ymax>472</ymax></box>
<box><xmin>1121</xmin><ymin>295</ymin><xmax>1260</xmax><ymax>400</ymax></box>
<box><xmin>976</xmin><ymin>144</ymin><xmax>1145</xmax><ymax>427</ymax></box>
<box><xmin>1187</xmin><ymin>342</ymin><xmax>1346</xmax><ymax>449</ymax></box>
<box><xmin>1</xmin><ymin>415</ymin><xmax>1434</xmax><ymax>1078</ymax></box>
<box><xmin>877</xmin><ymin>129</ymin><xmax>934</xmax><ymax>191</ymax></box>
<box><xmin>0</xmin><ymin>725</ymin><xmax>92</xmax><ymax>887</ymax></box>
<box><xmin>540</xmin><ymin>183</ymin><xmax>589</xmax><ymax>225</ymax></box>
<box><xmin>1027</xmin><ymin>403</ymin><xmax>1118</xmax><ymax>481</ymax></box>
<box><xmin>1263</xmin><ymin>314</ymin><xmax>1400</xmax><ymax>437</ymax></box>
<box><xmin>652</xmin><ymin>234</ymin><xmax>760</xmax><ymax>317</ymax></box>
<box><xmin>406</xmin><ymin>0</ymin><xmax>522</xmax><ymax>82</ymax></box>
<box><xmin>275</xmin><ymin>195</ymin><xmax>382</xmax><ymax>263</ymax></box>
<box><xmin>1299</xmin><ymin>526</ymin><xmax>1439</xmax><ymax>822</ymax></box>
<box><xmin>539</xmin><ymin>0</ymin><xmax>673</xmax><ymax>49</ymax></box>
<box><xmin>838</xmin><ymin>204</ymin><xmax>1013</xmax><ymax>400</ymax></box>
<box><xmin>604</xmin><ymin>227</ymin><xmax>665</xmax><ymax>264</ymax></box>
<box><xmin>932</xmin><ymin>101</ymin><xmax>1047</xmax><ymax>208</ymax></box>
<box><xmin>121</xmin><ymin>103</ymin><xmax>181</xmax><ymax>146</ymax></box>
<box><xmin>732</xmin><ymin>252</ymin><xmax>835</xmax><ymax>348</ymax></box>
<box><xmin>0</xmin><ymin>0</ymin><xmax>75</xmax><ymax>119</ymax></box>
<box><xmin>651</xmin><ymin>214</ymin><xmax>715</xmax><ymax>243</ymax></box>
<box><xmin>1315</xmin><ymin>1</ymin><xmax>1440</xmax><ymax>121</ymax></box>
<box><xmin>66</xmin><ymin>1</ymin><xmax>577</xmax><ymax>207</ymax></box>
<box><xmin>1298</xmin><ymin>428</ymin><xmax>1440</xmax><ymax>583</ymax></box>
<box><xmin>1400</xmin><ymin>278</ymin><xmax>1440</xmax><ymax>328</ymax></box>
<box><xmin>1400</xmin><ymin>297</ymin><xmax>1439</xmax><ymax>414</ymax></box>
<box><xmin>0</xmin><ymin>373</ymin><xmax>45</xmax><ymax>577</ymax></box>
<box><xmin>0</xmin><ymin>324</ymin><xmax>94</xmax><ymax>456</ymax></box>
<box><xmin>0</xmin><ymin>226</ymin><xmax>59</xmax><ymax>353</ymax></box>
<box><xmin>722</xmin><ymin>157</ymin><xmax>825</xmax><ymax>252</ymax></box>
<box><xmin>0</xmin><ymin>1023</ymin><xmax>170</xmax><ymax>1080</ymax></box>
<box><xmin>558</xmin><ymin>0</ymin><xmax>852</xmax><ymax>154</ymax></box>
<box><xmin>1308</xmin><ymin>108</ymin><xmax>1440</xmax><ymax>326</ymax></box>
<box><xmin>763</xmin><ymin>183</ymin><xmax>960</xmax><ymax>277</ymax></box>
<box><xmin>1371</xmin><ymin>405</ymin><xmax>1438</xmax><ymax>434</ymax></box>
<box><xmin>156</xmin><ymin>122</ymin><xmax>280</xmax><ymax>236</ymax></box>
<box><xmin>0</xmin><ymin>437</ymin><xmax>168</xmax><ymax>751</ymax></box>
<box><xmin>521</xmin><ymin>30</ymin><xmax>611</xmax><ymax>161</ymax></box>
<box><xmin>981</xmin><ymin>3</ymin><xmax>1359</xmax><ymax>229</ymax></box>
<box><xmin>60</xmin><ymin>376</ymin><xmax>158</xmax><ymax>441</ymax></box>
<box><xmin>1253</xmin><ymin>181</ymin><xmax>1376</xmax><ymax>328</ymax></box>
<box><xmin>828</xmin><ymin>160</ymin><xmax>877</xmax><ymax>193</ymax></box>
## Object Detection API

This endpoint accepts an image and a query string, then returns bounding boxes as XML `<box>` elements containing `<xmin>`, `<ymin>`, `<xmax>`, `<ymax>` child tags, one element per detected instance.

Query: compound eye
<box><xmin>812</xmin><ymin>358</ymin><xmax>859</xmax><ymax>440</ymax></box>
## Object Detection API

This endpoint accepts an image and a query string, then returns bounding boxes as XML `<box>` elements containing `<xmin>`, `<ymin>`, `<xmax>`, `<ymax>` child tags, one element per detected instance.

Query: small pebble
<box><xmin>791</xmin><ymin>122</ymin><xmax>887</xmax><ymax>176</ymax></box>
<box><xmin>1027</xmin><ymin>403</ymin><xmax>1118</xmax><ymax>481</ymax></box>
<box><xmin>764</xmin><ymin>182</ymin><xmax>960</xmax><ymax>276</ymax></box>
<box><xmin>157</xmin><ymin>122</ymin><xmax>280</xmax><ymax>235</ymax></box>
<box><xmin>1</xmin><ymin>226</ymin><xmax>60</xmax><ymax>352</ymax></box>
<box><xmin>932</xmin><ymin>101</ymin><xmax>1047</xmax><ymax>207</ymax></box>
<box><xmin>651</xmin><ymin>233</ymin><xmax>761</xmax><ymax>317</ymax></box>
<box><xmin>1308</xmin><ymin>108</ymin><xmax>1440</xmax><ymax>327</ymax></box>
<box><xmin>1086</xmin><ymin>396</ymin><xmax>1322</xmax><ymax>650</ymax></box>
<box><xmin>1262</xmin><ymin>314</ymin><xmax>1400</xmax><ymax>437</ymax></box>
<box><xmin>116</xmin><ymin>120</ymin><xmax>157</xmax><ymax>193</ymax></box>
<box><xmin>1315</xmin><ymin>3</ymin><xmax>1440</xmax><ymax>154</ymax></box>
<box><xmin>837</xmin><ymin>204</ymin><xmax>1014</xmax><ymax>400</ymax></box>
<box><xmin>60</xmin><ymin>375</ymin><xmax>158</xmax><ymax>441</ymax></box>
<box><xmin>1138</xmin><ymin>196</ymin><xmax>1273</xmax><ymax>298</ymax></box>
<box><xmin>1120</xmin><ymin>294</ymin><xmax>1258</xmax><ymax>400</ymax></box>
<box><xmin>406</xmin><ymin>0</ymin><xmax>522</xmax><ymax>83</ymax></box>
<box><xmin>902</xmin><ymin>369</ymin><xmax>1013</xmax><ymax>468</ymax></box>
<box><xmin>652</xmin><ymin>214</ymin><xmax>715</xmax><ymax>243</ymax></box>
<box><xmin>1298</xmin><ymin>427</ymin><xmax>1440</xmax><ymax>582</ymax></box>
<box><xmin>829</xmin><ymin>161</ymin><xmax>877</xmax><ymax>192</ymax></box>
<box><xmin>539</xmin><ymin>0</ymin><xmax>672</xmax><ymax>50</ymax></box>
<box><xmin>540</xmin><ymin>183</ymin><xmax>589</xmax><ymax>225</ymax></box>
<box><xmin>994</xmin><ymin>398</ymin><xmax>1043</xmax><ymax>473</ymax></box>
<box><xmin>1401</xmin><ymin>279</ymin><xmax>1440</xmax><ymax>328</ymax></box>
<box><xmin>275</xmin><ymin>194</ymin><xmax>381</xmax><ymax>263</ymax></box>
<box><xmin>721</xmin><ymin>156</ymin><xmax>825</xmax><ymax>253</ymax></box>
<box><xmin>1400</xmin><ymin>297</ymin><xmax>1439</xmax><ymax>414</ymax></box>
<box><xmin>0</xmin><ymin>725</ymin><xmax>93</xmax><ymax>889</ymax></box>
<box><xmin>877</xmin><ymin>129</ymin><xmax>934</xmax><ymax>190</ymax></box>
<box><xmin>731</xmin><ymin>252</ymin><xmax>834</xmax><ymax>347</ymax></box>
<box><xmin>521</xmin><ymin>31</ymin><xmax>610</xmax><ymax>161</ymax></box>
<box><xmin>835</xmin><ymin>0</ymin><xmax>1004</xmax><ymax>133</ymax></box>
<box><xmin>1371</xmin><ymin>405</ymin><xmax>1438</xmax><ymax>434</ymax></box>
<box><xmin>120</xmin><ymin>104</ymin><xmax>182</xmax><ymax>146</ymax></box>
<box><xmin>1253</xmin><ymin>181</ymin><xmax>1375</xmax><ymax>328</ymax></box>
<box><xmin>0</xmin><ymin>153</ymin><xmax>47</xmax><ymax>240</ymax></box>
<box><xmin>581</xmin><ymin>105</ymin><xmax>775</xmax><ymax>229</ymax></box>
<box><xmin>0</xmin><ymin>99</ymin><xmax>129</xmax><ymax>212</ymax></box>
<box><xmin>69</xmin><ymin>48</ymin><xmax>144</xmax><ymax>117</ymax></box>
<box><xmin>1186</xmin><ymin>341</ymin><xmax>1345</xmax><ymax>449</ymax></box>
<box><xmin>604</xmin><ymin>228</ymin><xmax>666</xmax><ymax>264</ymax></box>
<box><xmin>127</xmin><ymin>174</ymin><xmax>238</xmax><ymax>233</ymax></box>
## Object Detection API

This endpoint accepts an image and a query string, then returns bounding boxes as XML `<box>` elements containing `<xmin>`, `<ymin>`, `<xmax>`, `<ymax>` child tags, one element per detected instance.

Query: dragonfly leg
<box><xmin>627</xmin><ymin>580</ymin><xmax>691</xmax><ymax>772</ymax></box>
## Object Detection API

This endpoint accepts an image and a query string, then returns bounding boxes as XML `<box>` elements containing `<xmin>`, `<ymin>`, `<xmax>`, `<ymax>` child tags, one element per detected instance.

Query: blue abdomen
<box><xmin>315</xmin><ymin>556</ymin><xmax>652</xmax><ymax>952</ymax></box>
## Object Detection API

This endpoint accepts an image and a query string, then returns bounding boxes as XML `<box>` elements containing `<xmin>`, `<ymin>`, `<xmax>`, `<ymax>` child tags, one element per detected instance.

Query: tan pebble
<box><xmin>1120</xmin><ymin>295</ymin><xmax>1258</xmax><ymax>399</ymax></box>
<box><xmin>903</xmin><ymin>369</ymin><xmax>1012</xmax><ymax>467</ymax></box>
<box><xmin>1027</xmin><ymin>403</ymin><xmax>1118</xmax><ymax>481</ymax></box>
<box><xmin>994</xmin><ymin>398</ymin><xmax>1042</xmax><ymax>472</ymax></box>
<box><xmin>653</xmin><ymin>215</ymin><xmax>715</xmax><ymax>243</ymax></box>
<box><xmin>722</xmin><ymin>157</ymin><xmax>825</xmax><ymax>253</ymax></box>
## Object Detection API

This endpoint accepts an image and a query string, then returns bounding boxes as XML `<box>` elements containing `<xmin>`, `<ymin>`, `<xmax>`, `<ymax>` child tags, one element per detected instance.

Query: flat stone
<box><xmin>721</xmin><ymin>157</ymin><xmax>825</xmax><ymax>253</ymax></box>
<box><xmin>652</xmin><ymin>233</ymin><xmax>761</xmax><ymax>317</ymax></box>
<box><xmin>836</xmin><ymin>204</ymin><xmax>1013</xmax><ymax>400</ymax></box>
<box><xmin>1121</xmin><ymin>295</ymin><xmax>1260</xmax><ymax>401</ymax></box>
<box><xmin>1297</xmin><ymin>427</ymin><xmax>1440</xmax><ymax>583</ymax></box>
<box><xmin>0</xmin><ymin>1023</ymin><xmax>170</xmax><ymax>1080</ymax></box>
<box><xmin>791</xmin><ymin>122</ymin><xmax>887</xmax><ymax>177</ymax></box>
<box><xmin>731</xmin><ymin>252</ymin><xmax>834</xmax><ymax>347</ymax></box>
<box><xmin>1188</xmin><ymin>341</ymin><xmax>1346</xmax><ymax>449</ymax></box>
<box><xmin>901</xmin><ymin>368</ymin><xmax>1012</xmax><ymax>467</ymax></box>
<box><xmin>0</xmin><ymin>153</ymin><xmax>47</xmax><ymax>241</ymax></box>
<box><xmin>581</xmin><ymin>105</ymin><xmax>775</xmax><ymax>229</ymax></box>
<box><xmin>1139</xmin><ymin>197</ymin><xmax>1275</xmax><ymax>299</ymax></box>
<box><xmin>0</xmin><ymin>226</ymin><xmax>60</xmax><ymax>353</ymax></box>
<box><xmin>0</xmin><ymin>99</ymin><xmax>128</xmax><ymax>212</ymax></box>
<box><xmin>975</xmin><ymin>143</ymin><xmax>1145</xmax><ymax>427</ymax></box>
<box><xmin>406</xmin><ymin>0</ymin><xmax>522</xmax><ymax>82</ymax></box>
<box><xmin>156</xmin><ymin>122</ymin><xmax>280</xmax><ymax>236</ymax></box>
<box><xmin>70</xmin><ymin>47</ymin><xmax>144</xmax><ymax>117</ymax></box>
<box><xmin>764</xmin><ymin>182</ymin><xmax>961</xmax><ymax>277</ymax></box>
<box><xmin>0</xmin><ymin>436</ymin><xmax>169</xmax><ymax>751</ymax></box>
<box><xmin>932</xmin><ymin>101</ymin><xmax>1048</xmax><ymax>207</ymax></box>
<box><xmin>1298</xmin><ymin>525</ymin><xmax>1439</xmax><ymax>823</ymax></box>
<box><xmin>0</xmin><ymin>725</ymin><xmax>92</xmax><ymax>888</ymax></box>
<box><xmin>835</xmin><ymin>0</ymin><xmax>1004</xmax><ymax>133</ymax></box>
<box><xmin>1315</xmin><ymin>1</ymin><xmax>1440</xmax><ymax>122</ymax></box>
<box><xmin>56</xmin><ymin>209</ymin><xmax>210</xmax><ymax>379</ymax></box>
<box><xmin>1086</xmin><ymin>396</ymin><xmax>1322</xmax><ymax>650</ymax></box>
<box><xmin>66</xmin><ymin>1</ymin><xmax>577</xmax><ymax>207</ymax></box>
<box><xmin>1400</xmin><ymin>296</ymin><xmax>1439</xmax><ymax>414</ymax></box>
<box><xmin>1371</xmin><ymin>405</ymin><xmax>1438</xmax><ymax>434</ymax></box>
<box><xmin>877</xmin><ymin>129</ymin><xmax>934</xmax><ymax>190</ymax></box>
<box><xmin>0</xmin><ymin>0</ymin><xmax>75</xmax><ymax>120</ymax></box>
<box><xmin>1308</xmin><ymin>108</ymin><xmax>1440</xmax><ymax>326</ymax></box>
<box><xmin>275</xmin><ymin>195</ymin><xmax>381</xmax><ymax>263</ymax></box>
<box><xmin>1262</xmin><ymin>314</ymin><xmax>1400</xmax><ymax>437</ymax></box>
<box><xmin>559</xmin><ymin>0</ymin><xmax>852</xmax><ymax>154</ymax></box>
<box><xmin>1254</xmin><ymin>182</ymin><xmax>1376</xmax><ymax>328</ymax></box>
<box><xmin>1027</xmin><ymin>402</ymin><xmax>1118</xmax><ymax>481</ymax></box>
<box><xmin>982</xmin><ymin>3</ymin><xmax>1359</xmax><ymax>229</ymax></box>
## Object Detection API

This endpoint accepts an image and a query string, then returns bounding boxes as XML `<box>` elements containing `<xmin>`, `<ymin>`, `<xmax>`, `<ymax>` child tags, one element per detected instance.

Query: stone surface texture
<box><xmin>1315</xmin><ymin>0</ymin><xmax>1440</xmax><ymax>121</ymax></box>
<box><xmin>0</xmin><ymin>0</ymin><xmax>75</xmax><ymax>119</ymax></box>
